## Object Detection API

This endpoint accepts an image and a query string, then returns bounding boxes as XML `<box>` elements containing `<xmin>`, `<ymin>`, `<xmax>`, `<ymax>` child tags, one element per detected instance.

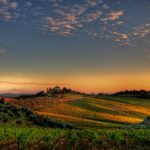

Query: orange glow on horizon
<box><xmin>0</xmin><ymin>73</ymin><xmax>150</xmax><ymax>93</ymax></box>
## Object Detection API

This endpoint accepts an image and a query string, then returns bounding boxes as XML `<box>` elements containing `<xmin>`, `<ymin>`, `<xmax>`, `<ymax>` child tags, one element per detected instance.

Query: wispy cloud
<box><xmin>112</xmin><ymin>32</ymin><xmax>129</xmax><ymax>40</ymax></box>
<box><xmin>82</xmin><ymin>10</ymin><xmax>102</xmax><ymax>23</ymax></box>
<box><xmin>12</xmin><ymin>72</ymin><xmax>24</xmax><ymax>77</ymax></box>
<box><xmin>0</xmin><ymin>0</ymin><xmax>18</xmax><ymax>22</ymax></box>
<box><xmin>41</xmin><ymin>0</ymin><xmax>104</xmax><ymax>36</ymax></box>
<box><xmin>110</xmin><ymin>32</ymin><xmax>131</xmax><ymax>46</ymax></box>
<box><xmin>43</xmin><ymin>15</ymin><xmax>81</xmax><ymax>36</ymax></box>
<box><xmin>24</xmin><ymin>1</ymin><xmax>32</xmax><ymax>7</ymax></box>
<box><xmin>102</xmin><ymin>10</ymin><xmax>124</xmax><ymax>21</ymax></box>
<box><xmin>0</xmin><ymin>0</ymin><xmax>17</xmax><ymax>8</ymax></box>
<box><xmin>1</xmin><ymin>0</ymin><xmax>150</xmax><ymax>48</ymax></box>
<box><xmin>40</xmin><ymin>0</ymin><xmax>126</xmax><ymax>42</ymax></box>
<box><xmin>0</xmin><ymin>81</ymin><xmax>68</xmax><ymax>86</ymax></box>
<box><xmin>133</xmin><ymin>23</ymin><xmax>150</xmax><ymax>38</ymax></box>
<box><xmin>86</xmin><ymin>0</ymin><xmax>102</xmax><ymax>7</ymax></box>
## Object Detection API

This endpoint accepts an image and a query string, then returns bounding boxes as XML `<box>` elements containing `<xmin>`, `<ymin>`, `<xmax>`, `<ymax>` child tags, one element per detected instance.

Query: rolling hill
<box><xmin>5</xmin><ymin>94</ymin><xmax>150</xmax><ymax>128</ymax></box>
<box><xmin>1</xmin><ymin>94</ymin><xmax>150</xmax><ymax>149</ymax></box>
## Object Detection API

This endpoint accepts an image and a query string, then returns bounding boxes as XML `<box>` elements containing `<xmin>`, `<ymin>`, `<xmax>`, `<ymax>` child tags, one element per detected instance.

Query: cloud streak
<box><xmin>106</xmin><ymin>11</ymin><xmax>124</xmax><ymax>21</ymax></box>
<box><xmin>0</xmin><ymin>81</ymin><xmax>69</xmax><ymax>86</ymax></box>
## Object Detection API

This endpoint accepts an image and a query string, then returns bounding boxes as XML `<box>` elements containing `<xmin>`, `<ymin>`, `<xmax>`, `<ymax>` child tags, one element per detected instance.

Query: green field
<box><xmin>1</xmin><ymin>125</ymin><xmax>150</xmax><ymax>150</ymax></box>
<box><xmin>1</xmin><ymin>94</ymin><xmax>150</xmax><ymax>149</ymax></box>
<box><xmin>0</xmin><ymin>125</ymin><xmax>66</xmax><ymax>150</ymax></box>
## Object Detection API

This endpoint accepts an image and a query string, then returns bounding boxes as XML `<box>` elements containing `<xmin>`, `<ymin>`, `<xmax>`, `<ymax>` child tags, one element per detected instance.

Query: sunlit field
<box><xmin>6</xmin><ymin>94</ymin><xmax>150</xmax><ymax>128</ymax></box>
<box><xmin>2</xmin><ymin>90</ymin><xmax>150</xmax><ymax>149</ymax></box>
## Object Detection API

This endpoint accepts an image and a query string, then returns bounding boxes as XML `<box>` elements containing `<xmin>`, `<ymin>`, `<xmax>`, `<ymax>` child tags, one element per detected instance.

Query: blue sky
<box><xmin>0</xmin><ymin>0</ymin><xmax>150</xmax><ymax>93</ymax></box>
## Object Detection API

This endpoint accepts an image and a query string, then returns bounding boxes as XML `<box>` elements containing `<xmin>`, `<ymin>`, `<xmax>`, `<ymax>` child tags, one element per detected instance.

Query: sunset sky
<box><xmin>0</xmin><ymin>0</ymin><xmax>150</xmax><ymax>93</ymax></box>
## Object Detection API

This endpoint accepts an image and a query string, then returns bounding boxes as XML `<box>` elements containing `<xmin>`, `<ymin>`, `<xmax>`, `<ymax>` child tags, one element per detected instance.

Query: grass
<box><xmin>1</xmin><ymin>124</ymin><xmax>150</xmax><ymax>150</ymax></box>
<box><xmin>0</xmin><ymin>124</ymin><xmax>66</xmax><ymax>149</ymax></box>
<box><xmin>1</xmin><ymin>95</ymin><xmax>150</xmax><ymax>149</ymax></box>
<box><xmin>66</xmin><ymin>129</ymin><xmax>150</xmax><ymax>150</ymax></box>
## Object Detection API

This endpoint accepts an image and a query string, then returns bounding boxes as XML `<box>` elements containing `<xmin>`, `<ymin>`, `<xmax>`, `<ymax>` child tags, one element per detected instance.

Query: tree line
<box><xmin>112</xmin><ymin>90</ymin><xmax>150</xmax><ymax>98</ymax></box>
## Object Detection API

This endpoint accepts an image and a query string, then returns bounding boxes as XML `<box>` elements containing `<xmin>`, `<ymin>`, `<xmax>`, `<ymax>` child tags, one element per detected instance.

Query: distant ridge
<box><xmin>0</xmin><ymin>93</ymin><xmax>26</xmax><ymax>97</ymax></box>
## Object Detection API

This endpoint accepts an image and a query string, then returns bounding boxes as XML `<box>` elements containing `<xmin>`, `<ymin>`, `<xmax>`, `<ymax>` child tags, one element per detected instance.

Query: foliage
<box><xmin>112</xmin><ymin>90</ymin><xmax>150</xmax><ymax>98</ymax></box>
<box><xmin>16</xmin><ymin>119</ymin><xmax>23</xmax><ymax>125</ymax></box>
<box><xmin>0</xmin><ymin>125</ymin><xmax>66</xmax><ymax>150</ymax></box>
<box><xmin>66</xmin><ymin>129</ymin><xmax>150</xmax><ymax>150</ymax></box>
<box><xmin>28</xmin><ymin>113</ymin><xmax>75</xmax><ymax>129</ymax></box>
<box><xmin>16</xmin><ymin>91</ymin><xmax>46</xmax><ymax>99</ymax></box>
<box><xmin>1</xmin><ymin>125</ymin><xmax>150</xmax><ymax>150</ymax></box>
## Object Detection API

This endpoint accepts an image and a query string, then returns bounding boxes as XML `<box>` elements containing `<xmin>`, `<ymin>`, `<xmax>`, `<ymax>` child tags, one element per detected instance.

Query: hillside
<box><xmin>1</xmin><ymin>94</ymin><xmax>150</xmax><ymax>149</ymax></box>
<box><xmin>5</xmin><ymin>94</ymin><xmax>150</xmax><ymax>128</ymax></box>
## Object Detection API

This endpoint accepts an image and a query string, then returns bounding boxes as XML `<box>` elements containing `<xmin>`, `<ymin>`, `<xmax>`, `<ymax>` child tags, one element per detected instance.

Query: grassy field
<box><xmin>65</xmin><ymin>129</ymin><xmax>150</xmax><ymax>150</ymax></box>
<box><xmin>6</xmin><ymin>94</ymin><xmax>150</xmax><ymax>128</ymax></box>
<box><xmin>1</xmin><ymin>124</ymin><xmax>150</xmax><ymax>150</ymax></box>
<box><xmin>0</xmin><ymin>124</ymin><xmax>66</xmax><ymax>150</ymax></box>
<box><xmin>1</xmin><ymin>94</ymin><xmax>150</xmax><ymax>149</ymax></box>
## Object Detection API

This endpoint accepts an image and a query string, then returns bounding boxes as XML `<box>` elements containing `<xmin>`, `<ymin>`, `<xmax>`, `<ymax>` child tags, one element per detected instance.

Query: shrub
<box><xmin>15</xmin><ymin>111</ymin><xmax>22</xmax><ymax>117</ymax></box>
<box><xmin>21</xmin><ymin>107</ymin><xmax>29</xmax><ymax>112</ymax></box>
<box><xmin>2</xmin><ymin>114</ymin><xmax>9</xmax><ymax>122</ymax></box>
<box><xmin>143</xmin><ymin>116</ymin><xmax>150</xmax><ymax>125</ymax></box>
<box><xmin>0</xmin><ymin>97</ymin><xmax>5</xmax><ymax>104</ymax></box>
<box><xmin>28</xmin><ymin>114</ymin><xmax>37</xmax><ymax>121</ymax></box>
<box><xmin>146</xmin><ymin>116</ymin><xmax>150</xmax><ymax>121</ymax></box>
<box><xmin>16</xmin><ymin>119</ymin><xmax>23</xmax><ymax>125</ymax></box>
<box><xmin>0</xmin><ymin>107</ymin><xmax>4</xmax><ymax>112</ymax></box>
<box><xmin>25</xmin><ymin>109</ymin><xmax>33</xmax><ymax>116</ymax></box>
<box><xmin>29</xmin><ymin>114</ymin><xmax>75</xmax><ymax>129</ymax></box>
<box><xmin>0</xmin><ymin>115</ymin><xmax>2</xmax><ymax>121</ymax></box>
<box><xmin>10</xmin><ymin>106</ymin><xmax>19</xmax><ymax>114</ymax></box>
<box><xmin>3</xmin><ymin>108</ymin><xmax>8</xmax><ymax>113</ymax></box>
<box><xmin>7</xmin><ymin>111</ymin><xmax>14</xmax><ymax>117</ymax></box>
